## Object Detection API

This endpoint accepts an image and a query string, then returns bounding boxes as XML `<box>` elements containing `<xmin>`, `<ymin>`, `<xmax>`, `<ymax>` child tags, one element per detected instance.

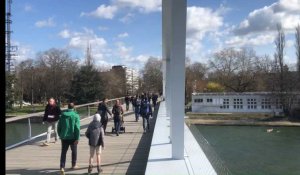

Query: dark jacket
<box><xmin>112</xmin><ymin>104</ymin><xmax>124</xmax><ymax>120</ymax></box>
<box><xmin>125</xmin><ymin>96</ymin><xmax>130</xmax><ymax>104</ymax></box>
<box><xmin>140</xmin><ymin>99</ymin><xmax>152</xmax><ymax>116</ymax></box>
<box><xmin>97</xmin><ymin>102</ymin><xmax>112</xmax><ymax>121</ymax></box>
<box><xmin>43</xmin><ymin>104</ymin><xmax>61</xmax><ymax>122</ymax></box>
<box><xmin>58</xmin><ymin>109</ymin><xmax>80</xmax><ymax>140</ymax></box>
<box><xmin>85</xmin><ymin>121</ymin><xmax>104</xmax><ymax>147</ymax></box>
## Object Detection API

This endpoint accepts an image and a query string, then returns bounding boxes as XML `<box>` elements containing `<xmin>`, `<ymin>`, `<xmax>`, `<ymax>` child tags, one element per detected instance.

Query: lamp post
<box><xmin>31</xmin><ymin>66</ymin><xmax>34</xmax><ymax>112</ymax></box>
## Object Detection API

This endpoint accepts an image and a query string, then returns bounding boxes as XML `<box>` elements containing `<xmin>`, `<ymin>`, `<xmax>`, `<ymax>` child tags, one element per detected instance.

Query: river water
<box><xmin>192</xmin><ymin>125</ymin><xmax>300</xmax><ymax>175</ymax></box>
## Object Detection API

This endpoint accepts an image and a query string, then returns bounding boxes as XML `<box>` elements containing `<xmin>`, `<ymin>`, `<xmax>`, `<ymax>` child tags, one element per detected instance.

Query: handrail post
<box><xmin>28</xmin><ymin>118</ymin><xmax>32</xmax><ymax>139</ymax></box>
<box><xmin>88</xmin><ymin>105</ymin><xmax>90</xmax><ymax>117</ymax></box>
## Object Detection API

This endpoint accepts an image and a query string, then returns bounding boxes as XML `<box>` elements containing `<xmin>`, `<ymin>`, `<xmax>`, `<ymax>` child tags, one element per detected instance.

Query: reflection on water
<box><xmin>191</xmin><ymin>125</ymin><xmax>300</xmax><ymax>175</ymax></box>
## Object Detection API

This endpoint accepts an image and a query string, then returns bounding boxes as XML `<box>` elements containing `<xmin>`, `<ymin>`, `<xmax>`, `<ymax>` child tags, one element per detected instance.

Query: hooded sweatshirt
<box><xmin>85</xmin><ymin>114</ymin><xmax>104</xmax><ymax>147</ymax></box>
<box><xmin>57</xmin><ymin>109</ymin><xmax>80</xmax><ymax>140</ymax></box>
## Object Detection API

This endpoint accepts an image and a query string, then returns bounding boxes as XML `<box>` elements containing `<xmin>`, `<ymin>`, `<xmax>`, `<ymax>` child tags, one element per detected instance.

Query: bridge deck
<box><xmin>6</xmin><ymin>109</ymin><xmax>157</xmax><ymax>175</ymax></box>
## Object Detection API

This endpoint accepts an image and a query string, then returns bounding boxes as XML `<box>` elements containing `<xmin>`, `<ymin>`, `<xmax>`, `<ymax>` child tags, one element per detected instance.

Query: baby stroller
<box><xmin>112</xmin><ymin>115</ymin><xmax>126</xmax><ymax>133</ymax></box>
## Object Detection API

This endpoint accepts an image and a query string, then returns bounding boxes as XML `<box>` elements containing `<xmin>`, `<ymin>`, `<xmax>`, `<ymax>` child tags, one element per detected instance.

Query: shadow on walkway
<box><xmin>125</xmin><ymin>102</ymin><xmax>160</xmax><ymax>175</ymax></box>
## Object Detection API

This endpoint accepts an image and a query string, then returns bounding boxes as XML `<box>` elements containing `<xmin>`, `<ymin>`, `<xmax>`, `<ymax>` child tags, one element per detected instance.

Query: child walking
<box><xmin>85</xmin><ymin>114</ymin><xmax>104</xmax><ymax>175</ymax></box>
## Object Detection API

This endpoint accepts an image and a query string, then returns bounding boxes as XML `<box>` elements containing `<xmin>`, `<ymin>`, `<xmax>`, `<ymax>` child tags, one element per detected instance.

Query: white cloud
<box><xmin>115</xmin><ymin>42</ymin><xmax>132</xmax><ymax>59</ymax></box>
<box><xmin>35</xmin><ymin>17</ymin><xmax>56</xmax><ymax>28</ymax></box>
<box><xmin>119</xmin><ymin>13</ymin><xmax>135</xmax><ymax>23</ymax></box>
<box><xmin>186</xmin><ymin>6</ymin><xmax>223</xmax><ymax>58</ymax></box>
<box><xmin>225</xmin><ymin>33</ymin><xmax>275</xmax><ymax>47</ymax></box>
<box><xmin>66</xmin><ymin>28</ymin><xmax>109</xmax><ymax>62</ymax></box>
<box><xmin>233</xmin><ymin>0</ymin><xmax>300</xmax><ymax>35</ymax></box>
<box><xmin>286</xmin><ymin>40</ymin><xmax>294</xmax><ymax>48</ymax></box>
<box><xmin>114</xmin><ymin>0</ymin><xmax>161</xmax><ymax>13</ymax></box>
<box><xmin>59</xmin><ymin>29</ymin><xmax>71</xmax><ymax>39</ymax></box>
<box><xmin>98</xmin><ymin>26</ymin><xmax>109</xmax><ymax>31</ymax></box>
<box><xmin>12</xmin><ymin>41</ymin><xmax>35</xmax><ymax>63</ymax></box>
<box><xmin>118</xmin><ymin>32</ymin><xmax>129</xmax><ymax>38</ymax></box>
<box><xmin>24</xmin><ymin>4</ymin><xmax>32</xmax><ymax>12</ymax></box>
<box><xmin>81</xmin><ymin>5</ymin><xmax>118</xmax><ymax>19</ymax></box>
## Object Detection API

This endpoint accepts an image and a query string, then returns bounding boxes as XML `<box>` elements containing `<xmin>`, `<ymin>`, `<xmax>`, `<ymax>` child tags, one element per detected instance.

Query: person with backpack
<box><xmin>112</xmin><ymin>100</ymin><xmax>124</xmax><ymax>136</ymax></box>
<box><xmin>97</xmin><ymin>98</ymin><xmax>112</xmax><ymax>134</ymax></box>
<box><xmin>140</xmin><ymin>97</ymin><xmax>152</xmax><ymax>133</ymax></box>
<box><xmin>152</xmin><ymin>93</ymin><xmax>158</xmax><ymax>107</ymax></box>
<box><xmin>85</xmin><ymin>113</ymin><xmax>104</xmax><ymax>175</ymax></box>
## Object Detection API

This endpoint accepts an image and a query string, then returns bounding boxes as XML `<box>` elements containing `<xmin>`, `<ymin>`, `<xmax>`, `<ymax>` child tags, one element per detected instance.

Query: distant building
<box><xmin>192</xmin><ymin>92</ymin><xmax>300</xmax><ymax>114</ymax></box>
<box><xmin>111</xmin><ymin>65</ymin><xmax>139</xmax><ymax>95</ymax></box>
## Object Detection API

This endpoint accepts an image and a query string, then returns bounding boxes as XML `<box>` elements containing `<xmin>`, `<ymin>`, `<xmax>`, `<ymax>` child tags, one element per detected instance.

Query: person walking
<box><xmin>97</xmin><ymin>98</ymin><xmax>112</xmax><ymax>134</ymax></box>
<box><xmin>85</xmin><ymin>114</ymin><xmax>104</xmax><ymax>175</ymax></box>
<box><xmin>152</xmin><ymin>93</ymin><xmax>158</xmax><ymax>108</ymax></box>
<box><xmin>140</xmin><ymin>98</ymin><xmax>152</xmax><ymax>133</ymax></box>
<box><xmin>125</xmin><ymin>95</ymin><xmax>130</xmax><ymax>111</ymax></box>
<box><xmin>58</xmin><ymin>103</ymin><xmax>81</xmax><ymax>175</ymax></box>
<box><xmin>133</xmin><ymin>95</ymin><xmax>141</xmax><ymax>122</ymax></box>
<box><xmin>42</xmin><ymin>97</ymin><xmax>61</xmax><ymax>146</ymax></box>
<box><xmin>112</xmin><ymin>100</ymin><xmax>124</xmax><ymax>136</ymax></box>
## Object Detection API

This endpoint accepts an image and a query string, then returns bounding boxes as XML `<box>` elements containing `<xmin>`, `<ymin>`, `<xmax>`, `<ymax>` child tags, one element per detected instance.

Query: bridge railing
<box><xmin>6</xmin><ymin>97</ymin><xmax>125</xmax><ymax>150</ymax></box>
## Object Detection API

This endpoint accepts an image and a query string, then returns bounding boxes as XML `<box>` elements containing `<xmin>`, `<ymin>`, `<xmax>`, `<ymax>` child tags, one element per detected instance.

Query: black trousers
<box><xmin>101</xmin><ymin>117</ymin><xmax>108</xmax><ymax>133</ymax></box>
<box><xmin>60</xmin><ymin>139</ymin><xmax>77</xmax><ymax>169</ymax></box>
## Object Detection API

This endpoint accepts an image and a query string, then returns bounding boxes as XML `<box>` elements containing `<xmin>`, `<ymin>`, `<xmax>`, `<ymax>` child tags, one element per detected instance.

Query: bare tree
<box><xmin>209</xmin><ymin>47</ymin><xmax>258</xmax><ymax>92</ymax></box>
<box><xmin>295</xmin><ymin>24</ymin><xmax>300</xmax><ymax>76</ymax></box>
<box><xmin>141</xmin><ymin>57</ymin><xmax>163</xmax><ymax>93</ymax></box>
<box><xmin>185</xmin><ymin>61</ymin><xmax>207</xmax><ymax>103</ymax></box>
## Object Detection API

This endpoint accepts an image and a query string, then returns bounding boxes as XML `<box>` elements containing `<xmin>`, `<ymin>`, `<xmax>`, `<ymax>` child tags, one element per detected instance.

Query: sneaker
<box><xmin>97</xmin><ymin>166</ymin><xmax>103</xmax><ymax>174</ymax></box>
<box><xmin>116</xmin><ymin>133</ymin><xmax>119</xmax><ymax>136</ymax></box>
<box><xmin>43</xmin><ymin>142</ymin><xmax>50</xmax><ymax>146</ymax></box>
<box><xmin>88</xmin><ymin>164</ymin><xmax>93</xmax><ymax>174</ymax></box>
<box><xmin>71</xmin><ymin>165</ymin><xmax>79</xmax><ymax>170</ymax></box>
<box><xmin>60</xmin><ymin>168</ymin><xmax>65</xmax><ymax>175</ymax></box>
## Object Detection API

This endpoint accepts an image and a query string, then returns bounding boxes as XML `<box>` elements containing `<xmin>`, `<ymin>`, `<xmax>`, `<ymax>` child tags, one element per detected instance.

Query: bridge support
<box><xmin>162</xmin><ymin>0</ymin><xmax>186</xmax><ymax>159</ymax></box>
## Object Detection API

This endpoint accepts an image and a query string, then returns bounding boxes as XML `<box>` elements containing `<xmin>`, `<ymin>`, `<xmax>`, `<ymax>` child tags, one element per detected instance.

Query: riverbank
<box><xmin>186</xmin><ymin>113</ymin><xmax>300</xmax><ymax>126</ymax></box>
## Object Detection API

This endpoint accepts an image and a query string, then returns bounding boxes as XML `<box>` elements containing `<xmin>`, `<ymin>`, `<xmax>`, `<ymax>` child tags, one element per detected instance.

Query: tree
<box><xmin>141</xmin><ymin>57</ymin><xmax>163</xmax><ymax>93</ymax></box>
<box><xmin>271</xmin><ymin>24</ymin><xmax>298</xmax><ymax>116</ymax></box>
<box><xmin>5</xmin><ymin>72</ymin><xmax>16</xmax><ymax>109</ymax></box>
<box><xmin>295</xmin><ymin>24</ymin><xmax>300</xmax><ymax>77</ymax></box>
<box><xmin>209</xmin><ymin>47</ymin><xmax>258</xmax><ymax>92</ymax></box>
<box><xmin>206</xmin><ymin>82</ymin><xmax>224</xmax><ymax>92</ymax></box>
<box><xmin>70</xmin><ymin>65</ymin><xmax>104</xmax><ymax>104</ymax></box>
<box><xmin>35</xmin><ymin>48</ymin><xmax>78</xmax><ymax>103</ymax></box>
<box><xmin>185</xmin><ymin>61</ymin><xmax>208</xmax><ymax>103</ymax></box>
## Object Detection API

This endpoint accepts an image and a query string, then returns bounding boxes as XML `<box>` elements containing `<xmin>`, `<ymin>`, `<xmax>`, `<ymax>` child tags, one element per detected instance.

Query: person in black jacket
<box><xmin>42</xmin><ymin>97</ymin><xmax>61</xmax><ymax>146</ymax></box>
<box><xmin>112</xmin><ymin>100</ymin><xmax>124</xmax><ymax>136</ymax></box>
<box><xmin>125</xmin><ymin>95</ymin><xmax>130</xmax><ymax>111</ymax></box>
<box><xmin>97</xmin><ymin>98</ymin><xmax>112</xmax><ymax>134</ymax></box>
<box><xmin>85</xmin><ymin>114</ymin><xmax>104</xmax><ymax>175</ymax></box>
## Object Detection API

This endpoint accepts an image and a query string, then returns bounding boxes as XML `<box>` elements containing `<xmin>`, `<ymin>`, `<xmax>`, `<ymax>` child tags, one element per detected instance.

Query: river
<box><xmin>191</xmin><ymin>125</ymin><xmax>300</xmax><ymax>175</ymax></box>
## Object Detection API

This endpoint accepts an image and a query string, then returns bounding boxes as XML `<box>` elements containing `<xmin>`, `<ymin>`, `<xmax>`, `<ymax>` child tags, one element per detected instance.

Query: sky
<box><xmin>8</xmin><ymin>0</ymin><xmax>300</xmax><ymax>70</ymax></box>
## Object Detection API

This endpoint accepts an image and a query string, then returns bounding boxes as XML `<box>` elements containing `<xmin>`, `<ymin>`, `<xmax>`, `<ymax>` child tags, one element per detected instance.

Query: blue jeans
<box><xmin>142</xmin><ymin>114</ymin><xmax>150</xmax><ymax>131</ymax></box>
<box><xmin>135</xmin><ymin>112</ymin><xmax>139</xmax><ymax>121</ymax></box>
<box><xmin>114</xmin><ymin>116</ymin><xmax>121</xmax><ymax>134</ymax></box>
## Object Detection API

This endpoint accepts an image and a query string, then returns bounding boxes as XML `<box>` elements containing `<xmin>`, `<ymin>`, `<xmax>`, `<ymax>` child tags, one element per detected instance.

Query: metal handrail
<box><xmin>6</xmin><ymin>97</ymin><xmax>125</xmax><ymax>150</ymax></box>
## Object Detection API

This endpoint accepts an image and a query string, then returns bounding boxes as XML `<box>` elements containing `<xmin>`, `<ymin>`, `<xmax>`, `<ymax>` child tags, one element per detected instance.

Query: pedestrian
<box><xmin>97</xmin><ymin>98</ymin><xmax>112</xmax><ymax>134</ymax></box>
<box><xmin>58</xmin><ymin>102</ymin><xmax>81</xmax><ymax>175</ymax></box>
<box><xmin>85</xmin><ymin>114</ymin><xmax>104</xmax><ymax>175</ymax></box>
<box><xmin>152</xmin><ymin>93</ymin><xmax>158</xmax><ymax>107</ymax></box>
<box><xmin>140</xmin><ymin>98</ymin><xmax>152</xmax><ymax>133</ymax></box>
<box><xmin>125</xmin><ymin>94</ymin><xmax>130</xmax><ymax>111</ymax></box>
<box><xmin>112</xmin><ymin>100</ymin><xmax>124</xmax><ymax>136</ymax></box>
<box><xmin>133</xmin><ymin>95</ymin><xmax>141</xmax><ymax>122</ymax></box>
<box><xmin>42</xmin><ymin>97</ymin><xmax>61</xmax><ymax>146</ymax></box>
<box><xmin>131</xmin><ymin>95</ymin><xmax>135</xmax><ymax>111</ymax></box>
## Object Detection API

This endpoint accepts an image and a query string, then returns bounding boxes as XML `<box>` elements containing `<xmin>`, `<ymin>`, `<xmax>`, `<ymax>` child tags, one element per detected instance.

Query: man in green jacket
<box><xmin>57</xmin><ymin>103</ymin><xmax>80</xmax><ymax>175</ymax></box>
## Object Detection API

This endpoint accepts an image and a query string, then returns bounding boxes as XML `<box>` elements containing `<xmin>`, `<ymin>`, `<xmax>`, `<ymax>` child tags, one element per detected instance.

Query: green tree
<box><xmin>70</xmin><ymin>65</ymin><xmax>104</xmax><ymax>104</ymax></box>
